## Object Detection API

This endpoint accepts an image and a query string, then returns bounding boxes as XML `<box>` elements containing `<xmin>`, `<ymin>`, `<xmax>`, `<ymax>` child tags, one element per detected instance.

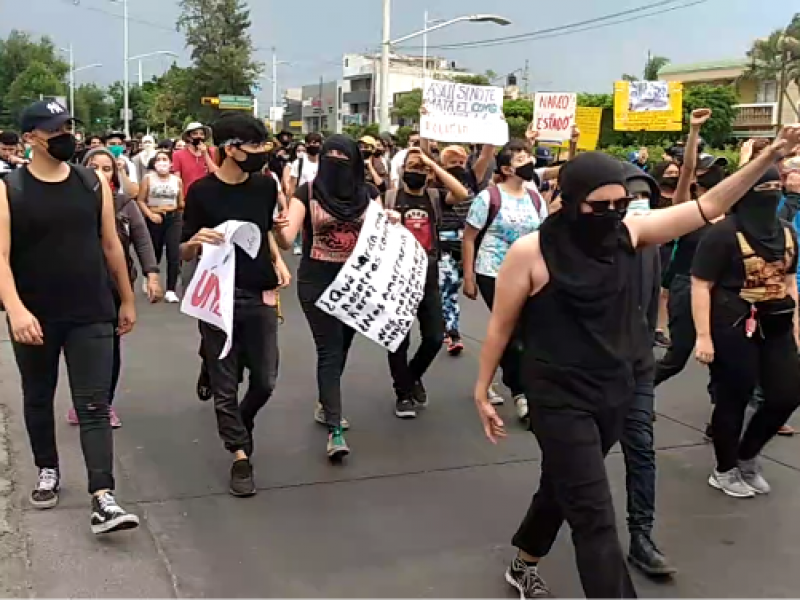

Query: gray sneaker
<box><xmin>739</xmin><ymin>458</ymin><xmax>771</xmax><ymax>494</ymax></box>
<box><xmin>708</xmin><ymin>468</ymin><xmax>755</xmax><ymax>498</ymax></box>
<box><xmin>314</xmin><ymin>403</ymin><xmax>350</xmax><ymax>430</ymax></box>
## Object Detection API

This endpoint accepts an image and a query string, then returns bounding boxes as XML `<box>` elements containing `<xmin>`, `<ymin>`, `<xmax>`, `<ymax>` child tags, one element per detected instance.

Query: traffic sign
<box><xmin>218</xmin><ymin>95</ymin><xmax>254</xmax><ymax>110</ymax></box>
<box><xmin>201</xmin><ymin>97</ymin><xmax>220</xmax><ymax>106</ymax></box>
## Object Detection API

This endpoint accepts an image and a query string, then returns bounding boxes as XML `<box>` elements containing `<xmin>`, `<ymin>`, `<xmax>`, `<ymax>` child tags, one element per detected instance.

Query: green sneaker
<box><xmin>327</xmin><ymin>427</ymin><xmax>350</xmax><ymax>460</ymax></box>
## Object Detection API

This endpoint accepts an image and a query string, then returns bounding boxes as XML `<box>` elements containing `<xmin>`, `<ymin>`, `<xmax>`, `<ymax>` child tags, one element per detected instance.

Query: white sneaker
<box><xmin>164</xmin><ymin>291</ymin><xmax>180</xmax><ymax>303</ymax></box>
<box><xmin>141</xmin><ymin>281</ymin><xmax>149</xmax><ymax>295</ymax></box>
<box><xmin>708</xmin><ymin>468</ymin><xmax>755</xmax><ymax>498</ymax></box>
<box><xmin>513</xmin><ymin>394</ymin><xmax>529</xmax><ymax>420</ymax></box>
<box><xmin>488</xmin><ymin>385</ymin><xmax>504</xmax><ymax>406</ymax></box>
<box><xmin>739</xmin><ymin>458</ymin><xmax>771</xmax><ymax>494</ymax></box>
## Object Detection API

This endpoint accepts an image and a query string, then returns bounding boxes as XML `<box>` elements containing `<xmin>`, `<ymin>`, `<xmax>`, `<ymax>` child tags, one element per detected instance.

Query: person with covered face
<box><xmin>692</xmin><ymin>165</ymin><xmax>800</xmax><ymax>498</ymax></box>
<box><xmin>274</xmin><ymin>135</ymin><xmax>381</xmax><ymax>460</ymax></box>
<box><xmin>172</xmin><ymin>122</ymin><xmax>218</xmax><ymax>193</ymax></box>
<box><xmin>473</xmin><ymin>124</ymin><xmax>800</xmax><ymax>598</ymax></box>
<box><xmin>383</xmin><ymin>148</ymin><xmax>469</xmax><ymax>418</ymax></box>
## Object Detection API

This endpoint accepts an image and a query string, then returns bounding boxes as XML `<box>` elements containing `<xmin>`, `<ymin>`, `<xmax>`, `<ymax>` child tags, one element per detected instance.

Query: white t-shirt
<box><xmin>390</xmin><ymin>148</ymin><xmax>409</xmax><ymax>186</ymax></box>
<box><xmin>119</xmin><ymin>155</ymin><xmax>139</xmax><ymax>184</ymax></box>
<box><xmin>290</xmin><ymin>157</ymin><xmax>318</xmax><ymax>187</ymax></box>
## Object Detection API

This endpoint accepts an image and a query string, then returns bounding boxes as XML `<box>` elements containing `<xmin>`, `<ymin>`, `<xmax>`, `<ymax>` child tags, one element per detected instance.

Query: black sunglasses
<box><xmin>584</xmin><ymin>196</ymin><xmax>634</xmax><ymax>215</ymax></box>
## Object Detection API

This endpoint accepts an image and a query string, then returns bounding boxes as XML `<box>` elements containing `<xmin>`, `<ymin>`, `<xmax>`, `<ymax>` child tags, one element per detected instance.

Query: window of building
<box><xmin>756</xmin><ymin>80</ymin><xmax>778</xmax><ymax>103</ymax></box>
<box><xmin>344</xmin><ymin>58</ymin><xmax>349</xmax><ymax>68</ymax></box>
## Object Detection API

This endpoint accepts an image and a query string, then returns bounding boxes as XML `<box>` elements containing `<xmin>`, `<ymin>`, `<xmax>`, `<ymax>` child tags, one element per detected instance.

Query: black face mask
<box><xmin>306</xmin><ymin>145</ymin><xmax>321</xmax><ymax>157</ymax></box>
<box><xmin>570</xmin><ymin>209</ymin><xmax>626</xmax><ymax>257</ymax></box>
<box><xmin>514</xmin><ymin>161</ymin><xmax>536</xmax><ymax>182</ymax></box>
<box><xmin>279</xmin><ymin>137</ymin><xmax>292</xmax><ymax>147</ymax></box>
<box><xmin>447</xmin><ymin>166</ymin><xmax>467</xmax><ymax>181</ymax></box>
<box><xmin>44</xmin><ymin>133</ymin><xmax>77</xmax><ymax>162</ymax></box>
<box><xmin>361</xmin><ymin>149</ymin><xmax>373</xmax><ymax>158</ymax></box>
<box><xmin>660</xmin><ymin>176</ymin><xmax>679</xmax><ymax>190</ymax></box>
<box><xmin>191</xmin><ymin>137</ymin><xmax>204</xmax><ymax>147</ymax></box>
<box><xmin>697</xmin><ymin>170</ymin><xmax>724</xmax><ymax>191</ymax></box>
<box><xmin>403</xmin><ymin>171</ymin><xmax>427</xmax><ymax>190</ymax></box>
<box><xmin>234</xmin><ymin>150</ymin><xmax>269</xmax><ymax>173</ymax></box>
<box><xmin>374</xmin><ymin>149</ymin><xmax>384</xmax><ymax>157</ymax></box>
<box><xmin>323</xmin><ymin>156</ymin><xmax>356</xmax><ymax>198</ymax></box>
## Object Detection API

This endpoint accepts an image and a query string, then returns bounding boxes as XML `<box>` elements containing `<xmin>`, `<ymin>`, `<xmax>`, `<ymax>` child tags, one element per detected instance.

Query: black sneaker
<box><xmin>504</xmin><ymin>556</ymin><xmax>551</xmax><ymax>598</ymax></box>
<box><xmin>395</xmin><ymin>396</ymin><xmax>417</xmax><ymax>419</ymax></box>
<box><xmin>90</xmin><ymin>492</ymin><xmax>139</xmax><ymax>534</ymax></box>
<box><xmin>704</xmin><ymin>422</ymin><xmax>714</xmax><ymax>441</ymax></box>
<box><xmin>196</xmin><ymin>366</ymin><xmax>212</xmax><ymax>402</ymax></box>
<box><xmin>30</xmin><ymin>468</ymin><xmax>60</xmax><ymax>509</ymax></box>
<box><xmin>229</xmin><ymin>458</ymin><xmax>256</xmax><ymax>497</ymax></box>
<box><xmin>628</xmin><ymin>532</ymin><xmax>677</xmax><ymax>576</ymax></box>
<box><xmin>411</xmin><ymin>380</ymin><xmax>428</xmax><ymax>409</ymax></box>
<box><xmin>654</xmin><ymin>330</ymin><xmax>671</xmax><ymax>348</ymax></box>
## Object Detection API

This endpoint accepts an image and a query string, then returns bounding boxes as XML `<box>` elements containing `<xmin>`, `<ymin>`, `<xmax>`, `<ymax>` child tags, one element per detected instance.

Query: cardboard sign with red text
<box><xmin>533</xmin><ymin>93</ymin><xmax>577</xmax><ymax>142</ymax></box>
<box><xmin>181</xmin><ymin>220</ymin><xmax>261</xmax><ymax>359</ymax></box>
<box><xmin>420</xmin><ymin>79</ymin><xmax>508</xmax><ymax>146</ymax></box>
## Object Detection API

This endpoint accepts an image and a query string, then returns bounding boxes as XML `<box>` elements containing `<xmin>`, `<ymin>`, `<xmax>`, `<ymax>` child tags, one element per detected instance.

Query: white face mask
<box><xmin>296</xmin><ymin>151</ymin><xmax>306</xmax><ymax>160</ymax></box>
<box><xmin>628</xmin><ymin>198</ymin><xmax>651</xmax><ymax>215</ymax></box>
<box><xmin>154</xmin><ymin>161</ymin><xmax>170</xmax><ymax>175</ymax></box>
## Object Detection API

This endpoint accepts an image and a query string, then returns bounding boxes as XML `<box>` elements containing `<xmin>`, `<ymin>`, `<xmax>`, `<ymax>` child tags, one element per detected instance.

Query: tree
<box><xmin>392</xmin><ymin>89</ymin><xmax>422</xmax><ymax>122</ymax></box>
<box><xmin>682</xmin><ymin>84</ymin><xmax>738</xmax><ymax>147</ymax></box>
<box><xmin>450</xmin><ymin>74</ymin><xmax>491</xmax><ymax>86</ymax></box>
<box><xmin>5</xmin><ymin>61</ymin><xmax>67</xmax><ymax>116</ymax></box>
<box><xmin>746</xmin><ymin>14</ymin><xmax>800</xmax><ymax>121</ymax></box>
<box><xmin>73</xmin><ymin>84</ymin><xmax>113</xmax><ymax>132</ymax></box>
<box><xmin>623</xmin><ymin>54</ymin><xmax>670</xmax><ymax>82</ymax></box>
<box><xmin>147</xmin><ymin>65</ymin><xmax>196</xmax><ymax>137</ymax></box>
<box><xmin>177</xmin><ymin>0</ymin><xmax>263</xmax><ymax>121</ymax></box>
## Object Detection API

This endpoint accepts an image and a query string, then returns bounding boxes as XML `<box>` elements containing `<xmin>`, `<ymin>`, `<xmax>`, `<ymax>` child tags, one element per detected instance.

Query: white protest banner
<box><xmin>420</xmin><ymin>79</ymin><xmax>508</xmax><ymax>146</ymax></box>
<box><xmin>533</xmin><ymin>92</ymin><xmax>577</xmax><ymax>142</ymax></box>
<box><xmin>315</xmin><ymin>202</ymin><xmax>428</xmax><ymax>352</ymax></box>
<box><xmin>181</xmin><ymin>220</ymin><xmax>261</xmax><ymax>359</ymax></box>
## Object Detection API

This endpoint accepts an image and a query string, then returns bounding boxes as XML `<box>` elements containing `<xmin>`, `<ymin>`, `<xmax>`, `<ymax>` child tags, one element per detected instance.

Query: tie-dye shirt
<box><xmin>467</xmin><ymin>185</ymin><xmax>548</xmax><ymax>277</ymax></box>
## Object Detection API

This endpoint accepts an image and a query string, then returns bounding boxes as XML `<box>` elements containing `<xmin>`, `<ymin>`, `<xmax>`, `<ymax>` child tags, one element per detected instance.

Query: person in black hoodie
<box><xmin>472</xmin><ymin>124</ymin><xmax>800</xmax><ymax>598</ymax></box>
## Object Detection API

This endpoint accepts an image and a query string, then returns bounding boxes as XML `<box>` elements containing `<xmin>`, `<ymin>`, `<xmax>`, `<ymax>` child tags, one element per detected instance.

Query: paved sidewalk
<box><xmin>1</xmin><ymin>268</ymin><xmax>799</xmax><ymax>597</ymax></box>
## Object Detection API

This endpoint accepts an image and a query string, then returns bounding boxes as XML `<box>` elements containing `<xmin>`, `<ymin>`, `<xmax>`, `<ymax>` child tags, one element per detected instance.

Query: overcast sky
<box><xmin>1</xmin><ymin>0</ymin><xmax>796</xmax><ymax>111</ymax></box>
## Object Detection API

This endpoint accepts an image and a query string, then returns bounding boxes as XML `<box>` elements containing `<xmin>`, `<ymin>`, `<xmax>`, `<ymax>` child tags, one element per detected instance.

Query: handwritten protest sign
<box><xmin>316</xmin><ymin>202</ymin><xmax>428</xmax><ymax>352</ymax></box>
<box><xmin>420</xmin><ymin>79</ymin><xmax>508</xmax><ymax>146</ymax></box>
<box><xmin>533</xmin><ymin>93</ymin><xmax>577</xmax><ymax>142</ymax></box>
<box><xmin>181</xmin><ymin>220</ymin><xmax>261</xmax><ymax>359</ymax></box>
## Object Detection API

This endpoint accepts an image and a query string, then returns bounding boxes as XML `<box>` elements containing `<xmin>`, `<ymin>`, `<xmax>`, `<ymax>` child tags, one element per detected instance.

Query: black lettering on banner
<box><xmin>366</xmin><ymin>235</ymin><xmax>378</xmax><ymax>252</ymax></box>
<box><xmin>330</xmin><ymin>289</ymin><xmax>344</xmax><ymax>303</ymax></box>
<box><xmin>318</xmin><ymin>299</ymin><xmax>337</xmax><ymax>313</ymax></box>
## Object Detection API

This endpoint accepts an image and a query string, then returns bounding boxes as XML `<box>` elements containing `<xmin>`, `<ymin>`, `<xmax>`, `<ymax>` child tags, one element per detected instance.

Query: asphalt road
<box><xmin>1</xmin><ymin>258</ymin><xmax>800</xmax><ymax>597</ymax></box>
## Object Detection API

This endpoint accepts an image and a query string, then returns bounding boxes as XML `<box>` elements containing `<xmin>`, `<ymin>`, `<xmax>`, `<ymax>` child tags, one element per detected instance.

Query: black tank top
<box><xmin>519</xmin><ymin>247</ymin><xmax>638</xmax><ymax>412</ymax></box>
<box><xmin>9</xmin><ymin>168</ymin><xmax>115</xmax><ymax>324</ymax></box>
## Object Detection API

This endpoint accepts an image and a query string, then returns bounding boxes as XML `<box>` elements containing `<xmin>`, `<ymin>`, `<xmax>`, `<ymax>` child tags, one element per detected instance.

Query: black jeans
<box><xmin>12</xmin><ymin>321</ymin><xmax>115</xmax><ymax>494</ymax></box>
<box><xmin>709</xmin><ymin>319</ymin><xmax>800</xmax><ymax>472</ymax></box>
<box><xmin>388</xmin><ymin>262</ymin><xmax>444</xmax><ymax>397</ymax></box>
<box><xmin>146</xmin><ymin>211</ymin><xmax>181</xmax><ymax>292</ymax></box>
<box><xmin>108</xmin><ymin>292</ymin><xmax>122</xmax><ymax>406</ymax></box>
<box><xmin>476</xmin><ymin>273</ymin><xmax>525</xmax><ymax>396</ymax></box>
<box><xmin>654</xmin><ymin>274</ymin><xmax>693</xmax><ymax>387</ymax></box>
<box><xmin>298</xmin><ymin>280</ymin><xmax>356</xmax><ymax>429</ymax></box>
<box><xmin>200</xmin><ymin>295</ymin><xmax>279</xmax><ymax>455</ymax></box>
<box><xmin>512</xmin><ymin>403</ymin><xmax>637</xmax><ymax>598</ymax></box>
<box><xmin>620</xmin><ymin>376</ymin><xmax>656</xmax><ymax>536</ymax></box>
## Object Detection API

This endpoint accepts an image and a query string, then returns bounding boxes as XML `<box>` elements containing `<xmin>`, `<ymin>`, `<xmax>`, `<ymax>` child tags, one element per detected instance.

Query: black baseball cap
<box><xmin>20</xmin><ymin>100</ymin><xmax>81</xmax><ymax>133</ymax></box>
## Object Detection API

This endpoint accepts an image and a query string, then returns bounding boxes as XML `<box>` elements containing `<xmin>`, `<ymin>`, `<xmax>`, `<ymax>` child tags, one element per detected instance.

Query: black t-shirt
<box><xmin>7</xmin><ymin>167</ymin><xmax>115</xmax><ymax>324</ymax></box>
<box><xmin>181</xmin><ymin>173</ymin><xmax>279</xmax><ymax>293</ymax></box>
<box><xmin>669</xmin><ymin>224</ymin><xmax>710</xmax><ymax>277</ymax></box>
<box><xmin>692</xmin><ymin>217</ymin><xmax>798</xmax><ymax>326</ymax></box>
<box><xmin>295</xmin><ymin>182</ymin><xmax>380</xmax><ymax>285</ymax></box>
<box><xmin>393</xmin><ymin>187</ymin><xmax>445</xmax><ymax>258</ymax></box>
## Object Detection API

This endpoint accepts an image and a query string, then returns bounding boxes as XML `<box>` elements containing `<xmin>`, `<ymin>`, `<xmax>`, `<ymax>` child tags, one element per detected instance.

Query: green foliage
<box><xmin>394</xmin><ymin>126</ymin><xmax>415</xmax><ymax>148</ymax></box>
<box><xmin>5</xmin><ymin>62</ymin><xmax>67</xmax><ymax>115</ymax></box>
<box><xmin>682</xmin><ymin>84</ymin><xmax>738</xmax><ymax>147</ymax></box>
<box><xmin>177</xmin><ymin>0</ymin><xmax>262</xmax><ymax>121</ymax></box>
<box><xmin>73</xmin><ymin>83</ymin><xmax>113</xmax><ymax>130</ymax></box>
<box><xmin>449</xmin><ymin>74</ymin><xmax>491</xmax><ymax>86</ymax></box>
<box><xmin>342</xmin><ymin>123</ymin><xmax>380</xmax><ymax>140</ymax></box>
<box><xmin>392</xmin><ymin>89</ymin><xmax>422</xmax><ymax>121</ymax></box>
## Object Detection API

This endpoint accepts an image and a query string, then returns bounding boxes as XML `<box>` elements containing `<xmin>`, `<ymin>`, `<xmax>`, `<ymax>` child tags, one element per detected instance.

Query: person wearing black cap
<box><xmin>0</xmin><ymin>100</ymin><xmax>139</xmax><ymax>534</ymax></box>
<box><xmin>619</xmin><ymin>162</ymin><xmax>677</xmax><ymax>577</ymax></box>
<box><xmin>692</xmin><ymin>165</ymin><xmax>800</xmax><ymax>498</ymax></box>
<box><xmin>473</xmin><ymin>124</ymin><xmax>800</xmax><ymax>598</ymax></box>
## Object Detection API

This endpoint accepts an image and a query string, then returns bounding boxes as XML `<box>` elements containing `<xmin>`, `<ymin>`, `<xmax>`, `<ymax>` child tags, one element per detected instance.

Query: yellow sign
<box><xmin>289</xmin><ymin>121</ymin><xmax>303</xmax><ymax>128</ymax></box>
<box><xmin>613</xmin><ymin>81</ymin><xmax>682</xmax><ymax>132</ymax></box>
<box><xmin>557</xmin><ymin>106</ymin><xmax>603</xmax><ymax>151</ymax></box>
<box><xmin>201</xmin><ymin>97</ymin><xmax>220</xmax><ymax>107</ymax></box>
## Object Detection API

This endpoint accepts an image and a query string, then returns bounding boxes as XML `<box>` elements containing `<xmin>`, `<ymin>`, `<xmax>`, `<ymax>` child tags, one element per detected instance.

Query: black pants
<box><xmin>512</xmin><ymin>403</ymin><xmax>637</xmax><ymax>598</ymax></box>
<box><xmin>709</xmin><ymin>318</ymin><xmax>800</xmax><ymax>472</ymax></box>
<box><xmin>12</xmin><ymin>322</ymin><xmax>115</xmax><ymax>494</ymax></box>
<box><xmin>654</xmin><ymin>274</ymin><xmax>693</xmax><ymax>387</ymax></box>
<box><xmin>146</xmin><ymin>211</ymin><xmax>181</xmax><ymax>292</ymax></box>
<box><xmin>620</xmin><ymin>376</ymin><xmax>656</xmax><ymax>536</ymax></box>
<box><xmin>109</xmin><ymin>292</ymin><xmax>122</xmax><ymax>406</ymax></box>
<box><xmin>476</xmin><ymin>273</ymin><xmax>525</xmax><ymax>396</ymax></box>
<box><xmin>200</xmin><ymin>297</ymin><xmax>279</xmax><ymax>455</ymax></box>
<box><xmin>298</xmin><ymin>280</ymin><xmax>356</xmax><ymax>429</ymax></box>
<box><xmin>388</xmin><ymin>262</ymin><xmax>444</xmax><ymax>397</ymax></box>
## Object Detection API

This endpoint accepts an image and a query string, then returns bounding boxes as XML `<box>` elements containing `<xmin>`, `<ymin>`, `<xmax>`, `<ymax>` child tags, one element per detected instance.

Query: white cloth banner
<box><xmin>420</xmin><ymin>79</ymin><xmax>508</xmax><ymax>146</ymax></box>
<box><xmin>315</xmin><ymin>202</ymin><xmax>428</xmax><ymax>352</ymax></box>
<box><xmin>533</xmin><ymin>92</ymin><xmax>577</xmax><ymax>142</ymax></box>
<box><xmin>180</xmin><ymin>220</ymin><xmax>261</xmax><ymax>360</ymax></box>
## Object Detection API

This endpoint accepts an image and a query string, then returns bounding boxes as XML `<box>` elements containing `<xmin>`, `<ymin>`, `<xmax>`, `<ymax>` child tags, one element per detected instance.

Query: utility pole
<box><xmin>422</xmin><ymin>9</ymin><xmax>428</xmax><ymax>82</ymax></box>
<box><xmin>68</xmin><ymin>44</ymin><xmax>75</xmax><ymax>115</ymax></box>
<box><xmin>122</xmin><ymin>0</ymin><xmax>130</xmax><ymax>138</ymax></box>
<box><xmin>379</xmin><ymin>0</ymin><xmax>391</xmax><ymax>131</ymax></box>
<box><xmin>523</xmin><ymin>59</ymin><xmax>530</xmax><ymax>96</ymax></box>
<box><xmin>272</xmin><ymin>47</ymin><xmax>278</xmax><ymax>124</ymax></box>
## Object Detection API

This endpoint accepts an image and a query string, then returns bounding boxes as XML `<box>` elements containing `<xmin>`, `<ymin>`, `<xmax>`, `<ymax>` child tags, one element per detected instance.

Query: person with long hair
<box><xmin>473</xmin><ymin>124</ymin><xmax>800</xmax><ymax>598</ymax></box>
<box><xmin>273</xmin><ymin>135</ymin><xmax>381</xmax><ymax>460</ymax></box>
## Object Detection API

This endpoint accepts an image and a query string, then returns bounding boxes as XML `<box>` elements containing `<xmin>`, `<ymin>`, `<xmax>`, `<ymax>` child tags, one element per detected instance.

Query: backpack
<box><xmin>384</xmin><ymin>188</ymin><xmax>442</xmax><ymax>253</ymax></box>
<box><xmin>114</xmin><ymin>193</ymin><xmax>137</xmax><ymax>283</ymax></box>
<box><xmin>473</xmin><ymin>184</ymin><xmax>544</xmax><ymax>264</ymax></box>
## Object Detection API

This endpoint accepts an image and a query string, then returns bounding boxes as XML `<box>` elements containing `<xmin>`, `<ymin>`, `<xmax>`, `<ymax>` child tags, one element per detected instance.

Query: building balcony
<box><xmin>732</xmin><ymin>102</ymin><xmax>778</xmax><ymax>136</ymax></box>
<box><xmin>343</xmin><ymin>90</ymin><xmax>372</xmax><ymax>105</ymax></box>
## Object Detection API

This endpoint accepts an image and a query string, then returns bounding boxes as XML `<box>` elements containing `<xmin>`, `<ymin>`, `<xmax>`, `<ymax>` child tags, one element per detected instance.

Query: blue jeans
<box><xmin>438</xmin><ymin>252</ymin><xmax>461</xmax><ymax>334</ymax></box>
<box><xmin>620</xmin><ymin>377</ymin><xmax>656</xmax><ymax>536</ymax></box>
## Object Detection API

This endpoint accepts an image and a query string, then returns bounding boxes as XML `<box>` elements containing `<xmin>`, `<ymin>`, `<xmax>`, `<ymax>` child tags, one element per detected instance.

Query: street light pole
<box><xmin>68</xmin><ymin>44</ymin><xmax>75</xmax><ymax>114</ymax></box>
<box><xmin>272</xmin><ymin>47</ymin><xmax>278</xmax><ymax>121</ymax></box>
<box><xmin>129</xmin><ymin>51</ymin><xmax>179</xmax><ymax>87</ymax></box>
<box><xmin>379</xmin><ymin>0</ymin><xmax>391</xmax><ymax>131</ymax></box>
<box><xmin>422</xmin><ymin>10</ymin><xmax>428</xmax><ymax>82</ymax></box>
<box><xmin>119</xmin><ymin>0</ymin><xmax>130</xmax><ymax>138</ymax></box>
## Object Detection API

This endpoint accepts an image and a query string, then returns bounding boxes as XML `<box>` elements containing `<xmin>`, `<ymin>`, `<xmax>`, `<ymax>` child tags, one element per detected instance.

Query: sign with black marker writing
<box><xmin>315</xmin><ymin>201</ymin><xmax>428</xmax><ymax>352</ymax></box>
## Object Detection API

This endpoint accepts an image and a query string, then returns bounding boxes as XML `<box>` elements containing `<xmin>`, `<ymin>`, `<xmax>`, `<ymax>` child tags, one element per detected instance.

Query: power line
<box><xmin>59</xmin><ymin>0</ymin><xmax>177</xmax><ymax>33</ymax></box>
<box><xmin>396</xmin><ymin>0</ymin><xmax>710</xmax><ymax>51</ymax></box>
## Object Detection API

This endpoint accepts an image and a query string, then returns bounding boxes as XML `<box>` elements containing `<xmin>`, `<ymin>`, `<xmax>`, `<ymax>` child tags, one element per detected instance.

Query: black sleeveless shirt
<box><xmin>8</xmin><ymin>167</ymin><xmax>115</xmax><ymax>324</ymax></box>
<box><xmin>519</xmin><ymin>232</ymin><xmax>638</xmax><ymax>412</ymax></box>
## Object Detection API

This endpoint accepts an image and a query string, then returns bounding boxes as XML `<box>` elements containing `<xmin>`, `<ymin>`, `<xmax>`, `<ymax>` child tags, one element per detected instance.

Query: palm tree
<box><xmin>747</xmin><ymin>16</ymin><xmax>800</xmax><ymax>121</ymax></box>
<box><xmin>621</xmin><ymin>54</ymin><xmax>670</xmax><ymax>81</ymax></box>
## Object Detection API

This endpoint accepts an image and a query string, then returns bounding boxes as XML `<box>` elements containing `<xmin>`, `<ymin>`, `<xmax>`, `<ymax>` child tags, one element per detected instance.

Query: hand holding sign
<box><xmin>190</xmin><ymin>228</ymin><xmax>225</xmax><ymax>248</ymax></box>
<box><xmin>533</xmin><ymin>93</ymin><xmax>577</xmax><ymax>143</ymax></box>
